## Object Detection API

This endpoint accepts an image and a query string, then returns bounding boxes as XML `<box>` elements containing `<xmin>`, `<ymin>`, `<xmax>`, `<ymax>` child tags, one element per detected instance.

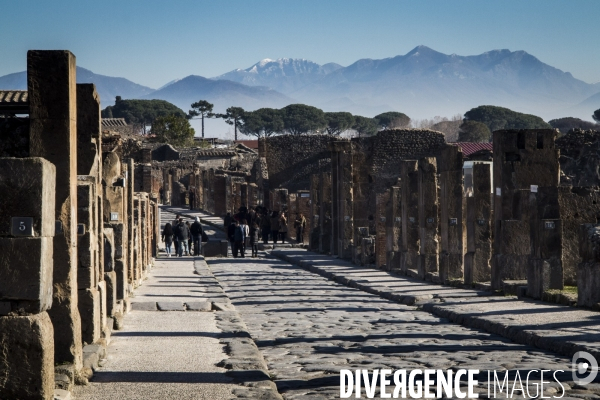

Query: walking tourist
<box><xmin>162</xmin><ymin>223</ymin><xmax>174</xmax><ymax>257</ymax></box>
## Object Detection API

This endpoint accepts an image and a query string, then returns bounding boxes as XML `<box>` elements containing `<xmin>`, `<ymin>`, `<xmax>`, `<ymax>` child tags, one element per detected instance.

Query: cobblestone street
<box><xmin>207</xmin><ymin>254</ymin><xmax>589</xmax><ymax>399</ymax></box>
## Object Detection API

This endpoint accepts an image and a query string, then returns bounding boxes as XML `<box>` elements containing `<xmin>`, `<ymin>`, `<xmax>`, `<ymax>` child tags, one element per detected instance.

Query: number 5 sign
<box><xmin>11</xmin><ymin>217</ymin><xmax>34</xmax><ymax>236</ymax></box>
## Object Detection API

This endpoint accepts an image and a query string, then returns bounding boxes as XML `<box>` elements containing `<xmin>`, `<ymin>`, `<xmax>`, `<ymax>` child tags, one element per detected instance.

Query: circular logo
<box><xmin>572</xmin><ymin>351</ymin><xmax>598</xmax><ymax>385</ymax></box>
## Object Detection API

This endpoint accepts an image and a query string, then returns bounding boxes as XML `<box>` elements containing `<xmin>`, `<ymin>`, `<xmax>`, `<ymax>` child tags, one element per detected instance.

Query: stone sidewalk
<box><xmin>271</xmin><ymin>249</ymin><xmax>600</xmax><ymax>361</ymax></box>
<box><xmin>73</xmin><ymin>208</ymin><xmax>282</xmax><ymax>400</ymax></box>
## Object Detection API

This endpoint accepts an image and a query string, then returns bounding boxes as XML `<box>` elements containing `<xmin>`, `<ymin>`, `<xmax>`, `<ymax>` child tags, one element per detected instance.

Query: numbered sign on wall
<box><xmin>11</xmin><ymin>217</ymin><xmax>34</xmax><ymax>236</ymax></box>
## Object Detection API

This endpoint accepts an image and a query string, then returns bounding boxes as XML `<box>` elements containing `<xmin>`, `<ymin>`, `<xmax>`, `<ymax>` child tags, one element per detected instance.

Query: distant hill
<box><xmin>215</xmin><ymin>58</ymin><xmax>342</xmax><ymax>93</ymax></box>
<box><xmin>143</xmin><ymin>75</ymin><xmax>294</xmax><ymax>113</ymax></box>
<box><xmin>0</xmin><ymin>66</ymin><xmax>155</xmax><ymax>106</ymax></box>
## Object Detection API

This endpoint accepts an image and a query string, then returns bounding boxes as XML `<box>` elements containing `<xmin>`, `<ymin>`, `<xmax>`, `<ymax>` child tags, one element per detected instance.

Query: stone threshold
<box><xmin>270</xmin><ymin>248</ymin><xmax>600</xmax><ymax>362</ymax></box>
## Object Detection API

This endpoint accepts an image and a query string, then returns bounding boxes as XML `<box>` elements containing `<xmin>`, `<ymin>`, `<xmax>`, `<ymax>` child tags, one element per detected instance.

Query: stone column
<box><xmin>438</xmin><ymin>146</ymin><xmax>464</xmax><ymax>283</ymax></box>
<box><xmin>319</xmin><ymin>172</ymin><xmax>332</xmax><ymax>254</ymax></box>
<box><xmin>309</xmin><ymin>175</ymin><xmax>320</xmax><ymax>251</ymax></box>
<box><xmin>386</xmin><ymin>184</ymin><xmax>402</xmax><ymax>272</ymax></box>
<box><xmin>464</xmin><ymin>163</ymin><xmax>492</xmax><ymax>284</ymax></box>
<box><xmin>127</xmin><ymin>159</ymin><xmax>135</xmax><ymax>289</ymax></box>
<box><xmin>418</xmin><ymin>157</ymin><xmax>439</xmax><ymax>280</ymax></box>
<box><xmin>492</xmin><ymin>129</ymin><xmax>559</xmax><ymax>290</ymax></box>
<box><xmin>400</xmin><ymin>160</ymin><xmax>419</xmax><ymax>274</ymax></box>
<box><xmin>213</xmin><ymin>174</ymin><xmax>227</xmax><ymax>217</ymax></box>
<box><xmin>527</xmin><ymin>187</ymin><xmax>563</xmax><ymax>298</ymax></box>
<box><xmin>28</xmin><ymin>50</ymin><xmax>83</xmax><ymax>367</ymax></box>
<box><xmin>0</xmin><ymin>158</ymin><xmax>56</xmax><ymax>399</ymax></box>
<box><xmin>330</xmin><ymin>141</ymin><xmax>353</xmax><ymax>260</ymax></box>
<box><xmin>375</xmin><ymin>191</ymin><xmax>390</xmax><ymax>268</ymax></box>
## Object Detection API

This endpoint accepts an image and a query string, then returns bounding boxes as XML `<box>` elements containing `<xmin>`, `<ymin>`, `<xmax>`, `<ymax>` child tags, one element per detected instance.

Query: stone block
<box><xmin>186</xmin><ymin>302</ymin><xmax>212</xmax><ymax>311</ymax></box>
<box><xmin>578</xmin><ymin>261</ymin><xmax>600</xmax><ymax>307</ymax></box>
<box><xmin>527</xmin><ymin>258</ymin><xmax>563</xmax><ymax>299</ymax></box>
<box><xmin>157</xmin><ymin>302</ymin><xmax>185</xmax><ymax>311</ymax></box>
<box><xmin>78</xmin><ymin>288</ymin><xmax>101</xmax><ymax>345</ymax></box>
<box><xmin>0</xmin><ymin>237</ymin><xmax>53</xmax><ymax>314</ymax></box>
<box><xmin>97</xmin><ymin>281</ymin><xmax>107</xmax><ymax>330</ymax></box>
<box><xmin>203</xmin><ymin>240</ymin><xmax>228</xmax><ymax>257</ymax></box>
<box><xmin>0</xmin><ymin>312</ymin><xmax>54</xmax><ymax>400</ymax></box>
<box><xmin>103</xmin><ymin>227</ymin><xmax>114</xmax><ymax>272</ymax></box>
<box><xmin>114</xmin><ymin>259</ymin><xmax>127</xmax><ymax>300</ymax></box>
<box><xmin>0</xmin><ymin>157</ymin><xmax>56</xmax><ymax>237</ymax></box>
<box><xmin>104</xmin><ymin>271</ymin><xmax>117</xmax><ymax>317</ymax></box>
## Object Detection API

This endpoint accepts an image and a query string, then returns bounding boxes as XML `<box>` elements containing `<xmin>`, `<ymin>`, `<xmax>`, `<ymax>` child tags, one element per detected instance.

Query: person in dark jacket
<box><xmin>232</xmin><ymin>221</ymin><xmax>246</xmax><ymax>258</ymax></box>
<box><xmin>270</xmin><ymin>211</ymin><xmax>280</xmax><ymax>244</ymax></box>
<box><xmin>173</xmin><ymin>218</ymin><xmax>190</xmax><ymax>257</ymax></box>
<box><xmin>260</xmin><ymin>210</ymin><xmax>271</xmax><ymax>244</ymax></box>
<box><xmin>173</xmin><ymin>214</ymin><xmax>181</xmax><ymax>253</ymax></box>
<box><xmin>162</xmin><ymin>223</ymin><xmax>174</xmax><ymax>257</ymax></box>
<box><xmin>190</xmin><ymin>217</ymin><xmax>203</xmax><ymax>256</ymax></box>
<box><xmin>249</xmin><ymin>222</ymin><xmax>260</xmax><ymax>258</ymax></box>
<box><xmin>227</xmin><ymin>221</ymin><xmax>237</xmax><ymax>257</ymax></box>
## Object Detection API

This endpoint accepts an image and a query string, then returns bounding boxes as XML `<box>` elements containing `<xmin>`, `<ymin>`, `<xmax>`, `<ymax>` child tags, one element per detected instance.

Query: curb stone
<box><xmin>270</xmin><ymin>249</ymin><xmax>600</xmax><ymax>362</ymax></box>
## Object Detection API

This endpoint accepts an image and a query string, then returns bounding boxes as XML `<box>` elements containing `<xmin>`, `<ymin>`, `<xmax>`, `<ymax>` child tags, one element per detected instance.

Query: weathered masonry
<box><xmin>0</xmin><ymin>50</ymin><xmax>157</xmax><ymax>399</ymax></box>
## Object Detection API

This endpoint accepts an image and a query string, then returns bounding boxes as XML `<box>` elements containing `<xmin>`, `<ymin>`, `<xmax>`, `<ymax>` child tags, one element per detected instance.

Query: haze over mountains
<box><xmin>1</xmin><ymin>46</ymin><xmax>599</xmax><ymax>123</ymax></box>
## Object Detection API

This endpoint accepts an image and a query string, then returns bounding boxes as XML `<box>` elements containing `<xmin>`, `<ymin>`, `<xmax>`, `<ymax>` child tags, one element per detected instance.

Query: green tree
<box><xmin>548</xmin><ymin>117</ymin><xmax>597</xmax><ymax>134</ymax></box>
<box><xmin>216</xmin><ymin>106</ymin><xmax>246</xmax><ymax>141</ymax></box>
<box><xmin>101</xmin><ymin>97</ymin><xmax>186</xmax><ymax>134</ymax></box>
<box><xmin>324</xmin><ymin>112</ymin><xmax>355</xmax><ymax>135</ymax></box>
<box><xmin>458</xmin><ymin>120</ymin><xmax>491</xmax><ymax>142</ymax></box>
<box><xmin>374</xmin><ymin>111</ymin><xmax>411</xmax><ymax>130</ymax></box>
<box><xmin>593</xmin><ymin>109</ymin><xmax>600</xmax><ymax>124</ymax></box>
<box><xmin>151</xmin><ymin>115</ymin><xmax>195</xmax><ymax>147</ymax></box>
<box><xmin>352</xmin><ymin>116</ymin><xmax>378</xmax><ymax>137</ymax></box>
<box><xmin>281</xmin><ymin>104</ymin><xmax>327</xmax><ymax>135</ymax></box>
<box><xmin>241</xmin><ymin>108</ymin><xmax>284</xmax><ymax>138</ymax></box>
<box><xmin>188</xmin><ymin>100</ymin><xmax>215</xmax><ymax>139</ymax></box>
<box><xmin>463</xmin><ymin>105</ymin><xmax>550</xmax><ymax>132</ymax></box>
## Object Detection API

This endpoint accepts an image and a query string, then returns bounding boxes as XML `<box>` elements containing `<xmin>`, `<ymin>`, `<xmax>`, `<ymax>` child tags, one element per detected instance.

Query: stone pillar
<box><xmin>0</xmin><ymin>158</ymin><xmax>56</xmax><ymax>399</ymax></box>
<box><xmin>418</xmin><ymin>157</ymin><xmax>439</xmax><ymax>280</ymax></box>
<box><xmin>287</xmin><ymin>193</ymin><xmax>297</xmax><ymax>234</ymax></box>
<box><xmin>375</xmin><ymin>191</ymin><xmax>390</xmax><ymax>268</ymax></box>
<box><xmin>330</xmin><ymin>141</ymin><xmax>353</xmax><ymax>260</ymax></box>
<box><xmin>309</xmin><ymin>175</ymin><xmax>320</xmax><ymax>250</ymax></box>
<box><xmin>492</xmin><ymin>129</ymin><xmax>559</xmax><ymax>290</ymax></box>
<box><xmin>401</xmin><ymin>160</ymin><xmax>419</xmax><ymax>274</ymax></box>
<box><xmin>28</xmin><ymin>50</ymin><xmax>83</xmax><ymax>368</ymax></box>
<box><xmin>578</xmin><ymin>224</ymin><xmax>600</xmax><ymax>307</ymax></box>
<box><xmin>241</xmin><ymin>183</ymin><xmax>248</xmax><ymax>209</ymax></box>
<box><xmin>213</xmin><ymin>174</ymin><xmax>227</xmax><ymax>217</ymax></box>
<box><xmin>464</xmin><ymin>163</ymin><xmax>492</xmax><ymax>284</ymax></box>
<box><xmin>127</xmin><ymin>159</ymin><xmax>135</xmax><ymax>289</ymax></box>
<box><xmin>162</xmin><ymin>167</ymin><xmax>171</xmax><ymax>205</ymax></box>
<box><xmin>77</xmin><ymin>178</ymin><xmax>101</xmax><ymax>345</ymax></box>
<box><xmin>438</xmin><ymin>146</ymin><xmax>464</xmax><ymax>283</ymax></box>
<box><xmin>319</xmin><ymin>172</ymin><xmax>332</xmax><ymax>254</ymax></box>
<box><xmin>527</xmin><ymin>187</ymin><xmax>563</xmax><ymax>298</ymax></box>
<box><xmin>386</xmin><ymin>184</ymin><xmax>402</xmax><ymax>272</ymax></box>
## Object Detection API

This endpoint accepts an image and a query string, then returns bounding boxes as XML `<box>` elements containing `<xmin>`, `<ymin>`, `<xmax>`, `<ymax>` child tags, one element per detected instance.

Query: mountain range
<box><xmin>1</xmin><ymin>46</ymin><xmax>599</xmax><ymax>122</ymax></box>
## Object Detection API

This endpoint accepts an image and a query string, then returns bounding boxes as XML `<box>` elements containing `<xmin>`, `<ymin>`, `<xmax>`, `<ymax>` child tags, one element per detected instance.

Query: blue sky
<box><xmin>1</xmin><ymin>0</ymin><xmax>599</xmax><ymax>89</ymax></box>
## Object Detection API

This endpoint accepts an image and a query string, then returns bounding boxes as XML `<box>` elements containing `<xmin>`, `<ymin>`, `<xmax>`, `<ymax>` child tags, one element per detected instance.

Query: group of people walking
<box><xmin>224</xmin><ymin>206</ymin><xmax>307</xmax><ymax>258</ymax></box>
<box><xmin>161</xmin><ymin>214</ymin><xmax>205</xmax><ymax>257</ymax></box>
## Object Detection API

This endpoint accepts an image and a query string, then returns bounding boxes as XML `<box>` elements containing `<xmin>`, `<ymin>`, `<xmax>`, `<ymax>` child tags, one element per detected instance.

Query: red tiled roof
<box><xmin>453</xmin><ymin>142</ymin><xmax>493</xmax><ymax>157</ymax></box>
<box><xmin>234</xmin><ymin>140</ymin><xmax>258</xmax><ymax>149</ymax></box>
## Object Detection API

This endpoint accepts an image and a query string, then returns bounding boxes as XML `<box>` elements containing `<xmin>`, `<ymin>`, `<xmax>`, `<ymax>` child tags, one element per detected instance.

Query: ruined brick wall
<box><xmin>0</xmin><ymin>117</ymin><xmax>29</xmax><ymax>157</ymax></box>
<box><xmin>556</xmin><ymin>129</ymin><xmax>600</xmax><ymax>186</ymax></box>
<box><xmin>262</xmin><ymin>135</ymin><xmax>338</xmax><ymax>192</ymax></box>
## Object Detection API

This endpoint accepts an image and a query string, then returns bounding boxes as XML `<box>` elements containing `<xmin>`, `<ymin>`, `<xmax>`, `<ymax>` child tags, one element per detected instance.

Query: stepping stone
<box><xmin>186</xmin><ymin>301</ymin><xmax>212</xmax><ymax>311</ymax></box>
<box><xmin>130</xmin><ymin>302</ymin><xmax>157</xmax><ymax>311</ymax></box>
<box><xmin>156</xmin><ymin>302</ymin><xmax>185</xmax><ymax>311</ymax></box>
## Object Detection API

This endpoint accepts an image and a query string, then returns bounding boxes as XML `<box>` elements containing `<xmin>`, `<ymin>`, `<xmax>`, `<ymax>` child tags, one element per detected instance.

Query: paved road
<box><xmin>207</xmin><ymin>255</ymin><xmax>593</xmax><ymax>400</ymax></box>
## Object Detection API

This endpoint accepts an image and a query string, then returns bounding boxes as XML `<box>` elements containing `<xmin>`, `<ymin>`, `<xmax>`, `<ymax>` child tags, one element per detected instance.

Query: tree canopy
<box><xmin>548</xmin><ymin>117</ymin><xmax>597</xmax><ymax>134</ymax></box>
<box><xmin>240</xmin><ymin>108</ymin><xmax>284</xmax><ymax>138</ymax></box>
<box><xmin>374</xmin><ymin>111</ymin><xmax>411</xmax><ymax>130</ymax></box>
<box><xmin>151</xmin><ymin>115</ymin><xmax>195</xmax><ymax>147</ymax></box>
<box><xmin>352</xmin><ymin>116</ymin><xmax>378</xmax><ymax>137</ymax></box>
<box><xmin>458</xmin><ymin>120</ymin><xmax>491</xmax><ymax>142</ymax></box>
<box><xmin>216</xmin><ymin>107</ymin><xmax>245</xmax><ymax>140</ymax></box>
<box><xmin>324</xmin><ymin>112</ymin><xmax>354</xmax><ymax>135</ymax></box>
<box><xmin>101</xmin><ymin>97</ymin><xmax>186</xmax><ymax>134</ymax></box>
<box><xmin>463</xmin><ymin>105</ymin><xmax>550</xmax><ymax>132</ymax></box>
<box><xmin>593</xmin><ymin>109</ymin><xmax>600</xmax><ymax>124</ymax></box>
<box><xmin>188</xmin><ymin>100</ymin><xmax>215</xmax><ymax>138</ymax></box>
<box><xmin>281</xmin><ymin>104</ymin><xmax>327</xmax><ymax>135</ymax></box>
